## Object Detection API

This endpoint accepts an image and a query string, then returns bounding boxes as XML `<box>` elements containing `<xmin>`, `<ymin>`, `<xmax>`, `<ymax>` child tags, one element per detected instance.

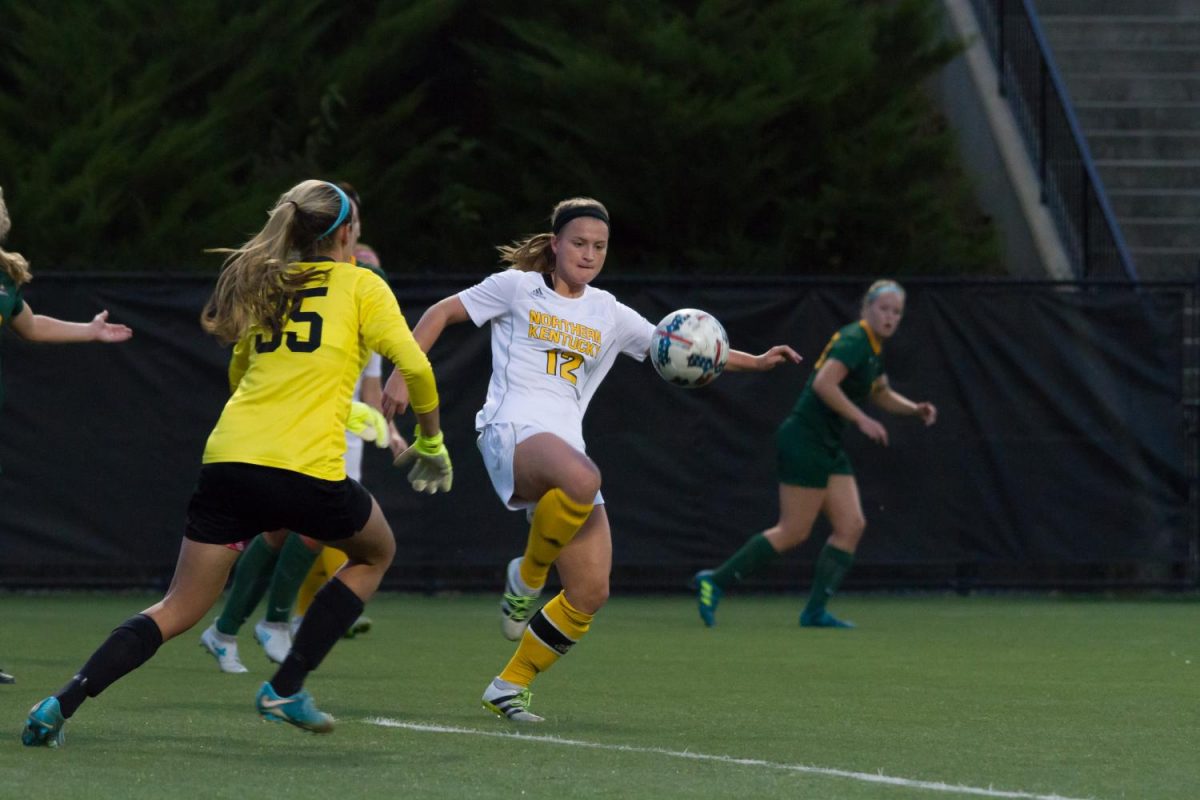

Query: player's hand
<box><xmin>857</xmin><ymin>415</ymin><xmax>889</xmax><ymax>446</ymax></box>
<box><xmin>393</xmin><ymin>425</ymin><xmax>452</xmax><ymax>493</ymax></box>
<box><xmin>90</xmin><ymin>310</ymin><xmax>133</xmax><ymax>343</ymax></box>
<box><xmin>915</xmin><ymin>402</ymin><xmax>938</xmax><ymax>427</ymax></box>
<box><xmin>346</xmin><ymin>402</ymin><xmax>389</xmax><ymax>447</ymax></box>
<box><xmin>381</xmin><ymin>370</ymin><xmax>411</xmax><ymax>417</ymax></box>
<box><xmin>755</xmin><ymin>345</ymin><xmax>802</xmax><ymax>370</ymax></box>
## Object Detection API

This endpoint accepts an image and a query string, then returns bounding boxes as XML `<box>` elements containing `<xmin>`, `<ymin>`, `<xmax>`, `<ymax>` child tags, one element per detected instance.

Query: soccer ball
<box><xmin>650</xmin><ymin>309</ymin><xmax>730</xmax><ymax>388</ymax></box>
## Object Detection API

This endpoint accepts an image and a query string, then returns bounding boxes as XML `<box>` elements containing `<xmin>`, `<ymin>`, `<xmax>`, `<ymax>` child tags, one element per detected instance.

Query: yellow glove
<box><xmin>346</xmin><ymin>401</ymin><xmax>389</xmax><ymax>448</ymax></box>
<box><xmin>393</xmin><ymin>425</ymin><xmax>453</xmax><ymax>494</ymax></box>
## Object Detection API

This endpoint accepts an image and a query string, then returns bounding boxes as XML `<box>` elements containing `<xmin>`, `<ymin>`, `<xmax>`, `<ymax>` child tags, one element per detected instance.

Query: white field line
<box><xmin>364</xmin><ymin>718</ymin><xmax>1095</xmax><ymax>800</ymax></box>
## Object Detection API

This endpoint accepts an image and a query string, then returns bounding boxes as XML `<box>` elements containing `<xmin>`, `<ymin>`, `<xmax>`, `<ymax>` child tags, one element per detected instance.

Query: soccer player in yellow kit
<box><xmin>22</xmin><ymin>180</ymin><xmax>451</xmax><ymax>747</ymax></box>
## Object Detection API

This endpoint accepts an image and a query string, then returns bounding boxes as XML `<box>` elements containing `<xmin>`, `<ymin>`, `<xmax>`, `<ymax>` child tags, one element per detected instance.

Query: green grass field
<box><xmin>2</xmin><ymin>592</ymin><xmax>1196</xmax><ymax>799</ymax></box>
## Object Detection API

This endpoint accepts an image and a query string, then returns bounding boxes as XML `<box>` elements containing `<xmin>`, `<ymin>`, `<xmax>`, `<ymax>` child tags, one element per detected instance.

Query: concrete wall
<box><xmin>932</xmin><ymin>0</ymin><xmax>1073</xmax><ymax>279</ymax></box>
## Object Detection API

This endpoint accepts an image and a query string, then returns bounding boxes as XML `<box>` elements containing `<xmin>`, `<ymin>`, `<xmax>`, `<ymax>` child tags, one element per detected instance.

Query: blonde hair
<box><xmin>202</xmin><ymin>180</ymin><xmax>352</xmax><ymax>344</ymax></box>
<box><xmin>0</xmin><ymin>187</ymin><xmax>32</xmax><ymax>287</ymax></box>
<box><xmin>497</xmin><ymin>197</ymin><xmax>610</xmax><ymax>273</ymax></box>
<box><xmin>861</xmin><ymin>279</ymin><xmax>905</xmax><ymax>315</ymax></box>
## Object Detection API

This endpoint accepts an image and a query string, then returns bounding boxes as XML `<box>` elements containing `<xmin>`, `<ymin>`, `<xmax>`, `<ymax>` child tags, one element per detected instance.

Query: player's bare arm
<box><xmin>725</xmin><ymin>344</ymin><xmax>802</xmax><ymax>372</ymax></box>
<box><xmin>382</xmin><ymin>296</ymin><xmax>470</xmax><ymax>417</ymax></box>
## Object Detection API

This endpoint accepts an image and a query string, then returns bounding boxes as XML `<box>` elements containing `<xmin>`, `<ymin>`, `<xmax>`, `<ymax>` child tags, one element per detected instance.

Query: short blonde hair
<box><xmin>861</xmin><ymin>279</ymin><xmax>905</xmax><ymax>315</ymax></box>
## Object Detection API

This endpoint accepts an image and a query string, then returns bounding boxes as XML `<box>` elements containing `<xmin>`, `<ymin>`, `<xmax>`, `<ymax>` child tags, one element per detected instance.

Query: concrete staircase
<box><xmin>1035</xmin><ymin>0</ymin><xmax>1200</xmax><ymax>279</ymax></box>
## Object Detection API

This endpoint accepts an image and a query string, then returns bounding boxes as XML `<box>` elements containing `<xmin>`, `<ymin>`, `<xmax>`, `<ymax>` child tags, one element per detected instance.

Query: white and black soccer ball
<box><xmin>649</xmin><ymin>309</ymin><xmax>730</xmax><ymax>388</ymax></box>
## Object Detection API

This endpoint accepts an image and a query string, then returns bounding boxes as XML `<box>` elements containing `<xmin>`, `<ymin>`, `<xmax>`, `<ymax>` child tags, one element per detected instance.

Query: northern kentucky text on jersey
<box><xmin>527</xmin><ymin>310</ymin><xmax>601</xmax><ymax>357</ymax></box>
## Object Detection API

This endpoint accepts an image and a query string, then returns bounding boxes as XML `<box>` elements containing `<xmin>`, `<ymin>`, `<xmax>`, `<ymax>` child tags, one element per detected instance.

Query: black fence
<box><xmin>0</xmin><ymin>275</ymin><xmax>1194</xmax><ymax>592</ymax></box>
<box><xmin>968</xmin><ymin>0</ymin><xmax>1137</xmax><ymax>281</ymax></box>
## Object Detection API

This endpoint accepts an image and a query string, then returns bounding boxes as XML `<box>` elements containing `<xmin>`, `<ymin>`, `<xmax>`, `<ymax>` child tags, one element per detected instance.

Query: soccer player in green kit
<box><xmin>0</xmin><ymin>184</ymin><xmax>133</xmax><ymax>686</ymax></box>
<box><xmin>693</xmin><ymin>279</ymin><xmax>937</xmax><ymax>628</ymax></box>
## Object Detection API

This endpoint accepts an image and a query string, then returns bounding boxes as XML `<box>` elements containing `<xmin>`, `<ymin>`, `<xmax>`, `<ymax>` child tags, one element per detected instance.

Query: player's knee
<box><xmin>771</xmin><ymin>522</ymin><xmax>810</xmax><ymax>550</ymax></box>
<box><xmin>569</xmin><ymin>579</ymin><xmax>609</xmax><ymax>614</ymax></box>
<box><xmin>834</xmin><ymin>517</ymin><xmax>866</xmax><ymax>545</ymax></box>
<box><xmin>559</xmin><ymin>462</ymin><xmax>601</xmax><ymax>506</ymax></box>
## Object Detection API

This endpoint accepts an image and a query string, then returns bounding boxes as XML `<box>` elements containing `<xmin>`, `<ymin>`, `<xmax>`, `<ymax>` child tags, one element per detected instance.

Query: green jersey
<box><xmin>790</xmin><ymin>320</ymin><xmax>883</xmax><ymax>446</ymax></box>
<box><xmin>0</xmin><ymin>271</ymin><xmax>26</xmax><ymax>410</ymax></box>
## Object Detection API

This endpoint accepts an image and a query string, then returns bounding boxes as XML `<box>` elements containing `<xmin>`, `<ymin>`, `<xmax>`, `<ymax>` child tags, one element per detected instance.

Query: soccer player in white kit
<box><xmin>382</xmin><ymin>197</ymin><xmax>800</xmax><ymax>722</ymax></box>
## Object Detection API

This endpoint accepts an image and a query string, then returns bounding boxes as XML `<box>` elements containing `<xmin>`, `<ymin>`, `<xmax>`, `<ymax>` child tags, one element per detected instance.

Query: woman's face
<box><xmin>864</xmin><ymin>291</ymin><xmax>905</xmax><ymax>339</ymax></box>
<box><xmin>550</xmin><ymin>217</ymin><xmax>609</xmax><ymax>294</ymax></box>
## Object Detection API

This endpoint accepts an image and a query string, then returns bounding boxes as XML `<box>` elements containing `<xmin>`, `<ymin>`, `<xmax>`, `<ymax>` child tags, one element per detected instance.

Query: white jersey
<box><xmin>459</xmin><ymin>269</ymin><xmax>654</xmax><ymax>444</ymax></box>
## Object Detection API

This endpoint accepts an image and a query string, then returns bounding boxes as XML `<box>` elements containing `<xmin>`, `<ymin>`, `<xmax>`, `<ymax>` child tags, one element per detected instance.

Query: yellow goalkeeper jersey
<box><xmin>202</xmin><ymin>259</ymin><xmax>437</xmax><ymax>480</ymax></box>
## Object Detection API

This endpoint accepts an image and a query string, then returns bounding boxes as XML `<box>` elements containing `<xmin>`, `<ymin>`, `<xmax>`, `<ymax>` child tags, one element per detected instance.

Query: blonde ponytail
<box><xmin>202</xmin><ymin>180</ymin><xmax>350</xmax><ymax>344</ymax></box>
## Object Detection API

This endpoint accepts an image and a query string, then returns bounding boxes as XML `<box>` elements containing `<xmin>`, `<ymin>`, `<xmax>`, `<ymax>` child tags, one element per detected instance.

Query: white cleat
<box><xmin>500</xmin><ymin>557</ymin><xmax>541</xmax><ymax>641</ymax></box>
<box><xmin>481</xmin><ymin>677</ymin><xmax>544</xmax><ymax>723</ymax></box>
<box><xmin>254</xmin><ymin>620</ymin><xmax>293</xmax><ymax>664</ymax></box>
<box><xmin>199</xmin><ymin>624</ymin><xmax>249</xmax><ymax>674</ymax></box>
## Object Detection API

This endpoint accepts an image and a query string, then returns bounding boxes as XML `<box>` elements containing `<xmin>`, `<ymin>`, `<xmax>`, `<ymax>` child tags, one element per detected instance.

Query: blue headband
<box><xmin>317</xmin><ymin>183</ymin><xmax>352</xmax><ymax>240</ymax></box>
<box><xmin>867</xmin><ymin>283</ymin><xmax>903</xmax><ymax>302</ymax></box>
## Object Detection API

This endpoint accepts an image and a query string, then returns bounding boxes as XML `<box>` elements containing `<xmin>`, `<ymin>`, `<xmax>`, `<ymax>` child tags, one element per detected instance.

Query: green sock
<box><xmin>264</xmin><ymin>534</ymin><xmax>320</xmax><ymax>623</ymax></box>
<box><xmin>802</xmin><ymin>543</ymin><xmax>855</xmax><ymax>617</ymax></box>
<box><xmin>710</xmin><ymin>532</ymin><xmax>780</xmax><ymax>589</ymax></box>
<box><xmin>216</xmin><ymin>535</ymin><xmax>281</xmax><ymax>635</ymax></box>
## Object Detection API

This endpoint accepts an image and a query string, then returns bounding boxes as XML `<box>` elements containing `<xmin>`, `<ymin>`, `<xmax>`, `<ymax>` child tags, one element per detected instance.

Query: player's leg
<box><xmin>800</xmin><ymin>474</ymin><xmax>864</xmax><ymax>628</ymax></box>
<box><xmin>199</xmin><ymin>530</ymin><xmax>287</xmax><ymax>671</ymax></box>
<box><xmin>693</xmin><ymin>484</ymin><xmax>824</xmax><ymax>627</ymax></box>
<box><xmin>498</xmin><ymin>432</ymin><xmax>598</xmax><ymax>639</ymax></box>
<box><xmin>293</xmin><ymin>545</ymin><xmax>335</xmax><ymax>623</ymax></box>
<box><xmin>258</xmin><ymin>495</ymin><xmax>393</xmax><ymax>733</ymax></box>
<box><xmin>253</xmin><ymin>533</ymin><xmax>321</xmax><ymax>662</ymax></box>
<box><xmin>24</xmin><ymin>539</ymin><xmax>239</xmax><ymax>747</ymax></box>
<box><xmin>483</xmin><ymin>505</ymin><xmax>610</xmax><ymax>723</ymax></box>
<box><xmin>292</xmin><ymin>546</ymin><xmax>368</xmax><ymax>638</ymax></box>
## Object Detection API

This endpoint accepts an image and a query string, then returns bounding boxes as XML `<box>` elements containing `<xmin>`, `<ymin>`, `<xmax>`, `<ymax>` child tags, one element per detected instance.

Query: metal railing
<box><xmin>968</xmin><ymin>0</ymin><xmax>1138</xmax><ymax>280</ymax></box>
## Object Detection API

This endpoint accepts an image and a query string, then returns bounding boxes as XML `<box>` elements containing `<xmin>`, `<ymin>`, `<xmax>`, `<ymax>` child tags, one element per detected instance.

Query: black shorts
<box><xmin>185</xmin><ymin>462</ymin><xmax>374</xmax><ymax>545</ymax></box>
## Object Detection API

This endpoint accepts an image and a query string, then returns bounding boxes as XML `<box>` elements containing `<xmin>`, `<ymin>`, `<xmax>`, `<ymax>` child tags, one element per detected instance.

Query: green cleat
<box><xmin>22</xmin><ymin>696</ymin><xmax>65</xmax><ymax>748</ymax></box>
<box><xmin>691</xmin><ymin>570</ymin><xmax>722</xmax><ymax>627</ymax></box>
<box><xmin>800</xmin><ymin>610</ymin><xmax>855</xmax><ymax>629</ymax></box>
<box><xmin>343</xmin><ymin>615</ymin><xmax>372</xmax><ymax>639</ymax></box>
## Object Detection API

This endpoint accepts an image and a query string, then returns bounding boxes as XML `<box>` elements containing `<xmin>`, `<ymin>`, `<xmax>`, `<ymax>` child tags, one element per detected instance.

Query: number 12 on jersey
<box><xmin>545</xmin><ymin>349</ymin><xmax>583</xmax><ymax>385</ymax></box>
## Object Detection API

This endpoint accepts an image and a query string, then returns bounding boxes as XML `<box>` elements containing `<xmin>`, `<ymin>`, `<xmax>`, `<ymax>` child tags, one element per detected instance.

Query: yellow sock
<box><xmin>295</xmin><ymin>547</ymin><xmax>349</xmax><ymax>616</ymax></box>
<box><xmin>499</xmin><ymin>591</ymin><xmax>593</xmax><ymax>686</ymax></box>
<box><xmin>519</xmin><ymin>489</ymin><xmax>593</xmax><ymax>590</ymax></box>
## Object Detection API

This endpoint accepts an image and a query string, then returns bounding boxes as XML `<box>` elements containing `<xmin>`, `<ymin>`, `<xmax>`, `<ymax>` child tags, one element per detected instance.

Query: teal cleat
<box><xmin>22</xmin><ymin>696</ymin><xmax>65</xmax><ymax>748</ymax></box>
<box><xmin>800</xmin><ymin>610</ymin><xmax>855</xmax><ymax>629</ymax></box>
<box><xmin>691</xmin><ymin>570</ymin><xmax>722</xmax><ymax>627</ymax></box>
<box><xmin>255</xmin><ymin>682</ymin><xmax>334</xmax><ymax>733</ymax></box>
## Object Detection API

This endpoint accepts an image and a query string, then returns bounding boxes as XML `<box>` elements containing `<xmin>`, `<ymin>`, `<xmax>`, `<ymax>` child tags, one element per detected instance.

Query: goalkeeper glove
<box><xmin>346</xmin><ymin>401</ymin><xmax>389</xmax><ymax>448</ymax></box>
<box><xmin>393</xmin><ymin>425</ymin><xmax>453</xmax><ymax>494</ymax></box>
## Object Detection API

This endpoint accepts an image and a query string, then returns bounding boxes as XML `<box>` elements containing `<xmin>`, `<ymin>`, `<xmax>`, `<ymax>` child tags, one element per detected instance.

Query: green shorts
<box><xmin>775</xmin><ymin>414</ymin><xmax>853</xmax><ymax>488</ymax></box>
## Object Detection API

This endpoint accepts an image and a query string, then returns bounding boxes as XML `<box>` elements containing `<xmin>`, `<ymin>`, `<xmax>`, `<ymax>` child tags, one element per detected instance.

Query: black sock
<box><xmin>270</xmin><ymin>578</ymin><xmax>363</xmax><ymax>697</ymax></box>
<box><xmin>56</xmin><ymin>614</ymin><xmax>163</xmax><ymax>718</ymax></box>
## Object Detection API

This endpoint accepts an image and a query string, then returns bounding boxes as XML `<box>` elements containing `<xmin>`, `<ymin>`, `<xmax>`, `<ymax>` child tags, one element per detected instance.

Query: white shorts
<box><xmin>477</xmin><ymin>422</ymin><xmax>605</xmax><ymax>513</ymax></box>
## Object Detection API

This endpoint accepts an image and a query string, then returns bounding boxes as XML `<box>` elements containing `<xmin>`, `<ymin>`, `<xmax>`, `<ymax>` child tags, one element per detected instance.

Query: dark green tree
<box><xmin>0</xmin><ymin>0</ymin><xmax>998</xmax><ymax>276</ymax></box>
